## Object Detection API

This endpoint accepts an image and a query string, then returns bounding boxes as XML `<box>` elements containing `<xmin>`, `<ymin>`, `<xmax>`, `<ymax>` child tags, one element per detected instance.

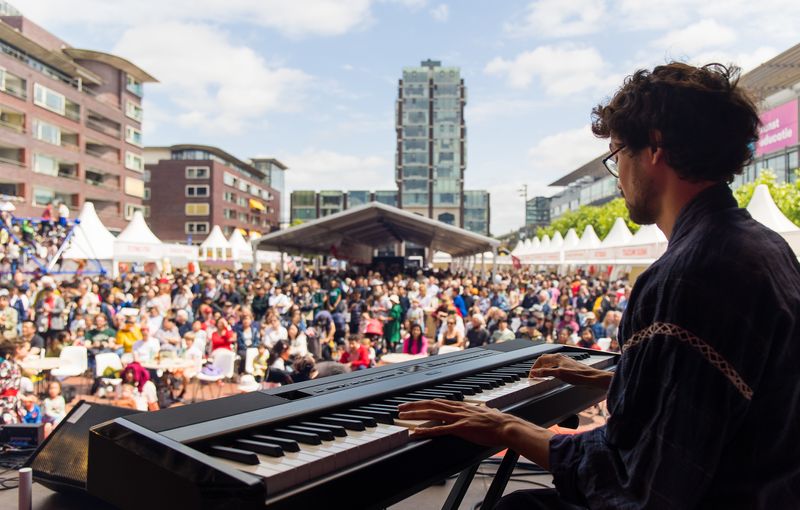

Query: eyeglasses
<box><xmin>602</xmin><ymin>144</ymin><xmax>625</xmax><ymax>178</ymax></box>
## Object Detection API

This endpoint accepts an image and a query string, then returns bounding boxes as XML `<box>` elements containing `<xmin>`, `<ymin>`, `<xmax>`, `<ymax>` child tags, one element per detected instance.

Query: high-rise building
<box><xmin>144</xmin><ymin>145</ymin><xmax>281</xmax><ymax>243</ymax></box>
<box><xmin>396</xmin><ymin>59</ymin><xmax>466</xmax><ymax>226</ymax></box>
<box><xmin>289</xmin><ymin>189</ymin><xmax>400</xmax><ymax>224</ymax></box>
<box><xmin>0</xmin><ymin>4</ymin><xmax>156</xmax><ymax>230</ymax></box>
<box><xmin>525</xmin><ymin>196</ymin><xmax>551</xmax><ymax>229</ymax></box>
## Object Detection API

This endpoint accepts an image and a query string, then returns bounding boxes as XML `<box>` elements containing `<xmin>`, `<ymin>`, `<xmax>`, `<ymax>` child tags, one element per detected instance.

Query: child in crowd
<box><xmin>252</xmin><ymin>343</ymin><xmax>269</xmax><ymax>382</ymax></box>
<box><xmin>20</xmin><ymin>394</ymin><xmax>42</xmax><ymax>424</ymax></box>
<box><xmin>43</xmin><ymin>381</ymin><xmax>66</xmax><ymax>425</ymax></box>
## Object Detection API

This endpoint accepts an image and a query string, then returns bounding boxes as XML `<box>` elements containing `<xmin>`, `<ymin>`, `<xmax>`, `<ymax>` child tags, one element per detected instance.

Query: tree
<box><xmin>733</xmin><ymin>170</ymin><xmax>800</xmax><ymax>227</ymax></box>
<box><xmin>536</xmin><ymin>198</ymin><xmax>640</xmax><ymax>239</ymax></box>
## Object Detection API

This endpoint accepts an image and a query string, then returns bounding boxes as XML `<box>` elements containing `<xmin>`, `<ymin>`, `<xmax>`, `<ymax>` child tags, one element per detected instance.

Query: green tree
<box><xmin>537</xmin><ymin>198</ymin><xmax>640</xmax><ymax>239</ymax></box>
<box><xmin>733</xmin><ymin>170</ymin><xmax>800</xmax><ymax>227</ymax></box>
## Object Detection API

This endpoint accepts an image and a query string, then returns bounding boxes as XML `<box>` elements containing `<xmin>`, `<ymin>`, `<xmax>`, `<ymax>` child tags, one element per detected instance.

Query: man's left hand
<box><xmin>397</xmin><ymin>399</ymin><xmax>518</xmax><ymax>447</ymax></box>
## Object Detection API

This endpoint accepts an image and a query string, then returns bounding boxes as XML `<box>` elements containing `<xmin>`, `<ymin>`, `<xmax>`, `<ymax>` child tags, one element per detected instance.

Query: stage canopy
<box><xmin>252</xmin><ymin>202</ymin><xmax>499</xmax><ymax>260</ymax></box>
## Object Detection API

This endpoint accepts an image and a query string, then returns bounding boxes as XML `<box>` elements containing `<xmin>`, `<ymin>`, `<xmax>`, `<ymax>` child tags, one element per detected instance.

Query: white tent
<box><xmin>564</xmin><ymin>225</ymin><xmax>601</xmax><ymax>264</ymax></box>
<box><xmin>563</xmin><ymin>228</ymin><xmax>580</xmax><ymax>249</ymax></box>
<box><xmin>114</xmin><ymin>211</ymin><xmax>162</xmax><ymax>262</ymax></box>
<box><xmin>591</xmin><ymin>217</ymin><xmax>633</xmax><ymax>263</ymax></box>
<box><xmin>538</xmin><ymin>231</ymin><xmax>564</xmax><ymax>264</ymax></box>
<box><xmin>199</xmin><ymin>225</ymin><xmax>232</xmax><ymax>261</ymax></box>
<box><xmin>229</xmin><ymin>229</ymin><xmax>254</xmax><ymax>263</ymax></box>
<box><xmin>746</xmin><ymin>184</ymin><xmax>800</xmax><ymax>255</ymax></box>
<box><xmin>618</xmin><ymin>223</ymin><xmax>668</xmax><ymax>264</ymax></box>
<box><xmin>63</xmin><ymin>202</ymin><xmax>115</xmax><ymax>261</ymax></box>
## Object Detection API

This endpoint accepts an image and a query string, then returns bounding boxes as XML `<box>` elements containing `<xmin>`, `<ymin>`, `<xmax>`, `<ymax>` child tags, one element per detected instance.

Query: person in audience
<box><xmin>210</xmin><ymin>317</ymin><xmax>235</xmax><ymax>351</ymax></box>
<box><xmin>267</xmin><ymin>341</ymin><xmax>293</xmax><ymax>385</ymax></box>
<box><xmin>339</xmin><ymin>334</ymin><xmax>371</xmax><ymax>370</ymax></box>
<box><xmin>43</xmin><ymin>380</ymin><xmax>66</xmax><ymax>425</ymax></box>
<box><xmin>402</xmin><ymin>323</ymin><xmax>428</xmax><ymax>356</ymax></box>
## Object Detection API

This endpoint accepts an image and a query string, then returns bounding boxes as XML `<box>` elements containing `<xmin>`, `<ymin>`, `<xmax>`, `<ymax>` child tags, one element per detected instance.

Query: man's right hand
<box><xmin>530</xmin><ymin>353</ymin><xmax>613</xmax><ymax>390</ymax></box>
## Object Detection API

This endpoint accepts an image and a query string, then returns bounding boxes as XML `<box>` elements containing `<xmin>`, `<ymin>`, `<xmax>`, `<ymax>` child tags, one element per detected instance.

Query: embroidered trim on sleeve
<box><xmin>622</xmin><ymin>322</ymin><xmax>753</xmax><ymax>400</ymax></box>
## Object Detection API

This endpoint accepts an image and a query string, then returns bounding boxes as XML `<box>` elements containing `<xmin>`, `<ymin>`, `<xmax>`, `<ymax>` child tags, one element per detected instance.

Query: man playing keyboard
<box><xmin>399</xmin><ymin>62</ymin><xmax>800</xmax><ymax>509</ymax></box>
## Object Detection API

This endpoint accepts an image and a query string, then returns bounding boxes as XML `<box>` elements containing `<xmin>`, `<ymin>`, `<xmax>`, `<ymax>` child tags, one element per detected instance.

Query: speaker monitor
<box><xmin>24</xmin><ymin>400</ymin><xmax>142</xmax><ymax>494</ymax></box>
<box><xmin>0</xmin><ymin>423</ymin><xmax>44</xmax><ymax>447</ymax></box>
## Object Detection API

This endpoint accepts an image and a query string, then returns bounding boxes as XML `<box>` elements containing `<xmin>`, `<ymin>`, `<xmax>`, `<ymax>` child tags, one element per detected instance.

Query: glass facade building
<box><xmin>463</xmin><ymin>190</ymin><xmax>490</xmax><ymax>235</ymax></box>
<box><xmin>397</xmin><ymin>59</ymin><xmax>467</xmax><ymax>225</ymax></box>
<box><xmin>526</xmin><ymin>196</ymin><xmax>551</xmax><ymax>228</ymax></box>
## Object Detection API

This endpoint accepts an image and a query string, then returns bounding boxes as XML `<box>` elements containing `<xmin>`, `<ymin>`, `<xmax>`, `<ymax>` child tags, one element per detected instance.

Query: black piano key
<box><xmin>351</xmin><ymin>407</ymin><xmax>394</xmax><ymax>424</ymax></box>
<box><xmin>331</xmin><ymin>413</ymin><xmax>377</xmax><ymax>428</ymax></box>
<box><xmin>209</xmin><ymin>445</ymin><xmax>259</xmax><ymax>465</ymax></box>
<box><xmin>361</xmin><ymin>403</ymin><xmax>400</xmax><ymax>417</ymax></box>
<box><xmin>429</xmin><ymin>386</ymin><xmax>468</xmax><ymax>398</ymax></box>
<box><xmin>319</xmin><ymin>416</ymin><xmax>366</xmax><ymax>431</ymax></box>
<box><xmin>437</xmin><ymin>384</ymin><xmax>477</xmax><ymax>395</ymax></box>
<box><xmin>442</xmin><ymin>381</ymin><xmax>484</xmax><ymax>391</ymax></box>
<box><xmin>456</xmin><ymin>378</ymin><xmax>494</xmax><ymax>389</ymax></box>
<box><xmin>235</xmin><ymin>439</ymin><xmax>283</xmax><ymax>457</ymax></box>
<box><xmin>251</xmin><ymin>434</ymin><xmax>300</xmax><ymax>452</ymax></box>
<box><xmin>487</xmin><ymin>371</ymin><xmax>519</xmax><ymax>382</ymax></box>
<box><xmin>301</xmin><ymin>421</ymin><xmax>348</xmax><ymax>437</ymax></box>
<box><xmin>409</xmin><ymin>390</ymin><xmax>463</xmax><ymax>401</ymax></box>
<box><xmin>384</xmin><ymin>397</ymin><xmax>427</xmax><ymax>404</ymax></box>
<box><xmin>288</xmin><ymin>425</ymin><xmax>335</xmax><ymax>441</ymax></box>
<box><xmin>272</xmin><ymin>428</ymin><xmax>322</xmax><ymax>445</ymax></box>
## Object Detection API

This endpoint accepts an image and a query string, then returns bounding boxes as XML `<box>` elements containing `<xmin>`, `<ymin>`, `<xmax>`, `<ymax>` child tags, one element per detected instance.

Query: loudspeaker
<box><xmin>24</xmin><ymin>400</ymin><xmax>142</xmax><ymax>493</ymax></box>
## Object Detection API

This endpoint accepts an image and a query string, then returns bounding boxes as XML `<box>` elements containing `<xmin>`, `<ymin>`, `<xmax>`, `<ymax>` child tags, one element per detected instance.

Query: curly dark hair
<box><xmin>591</xmin><ymin>62</ymin><xmax>760</xmax><ymax>183</ymax></box>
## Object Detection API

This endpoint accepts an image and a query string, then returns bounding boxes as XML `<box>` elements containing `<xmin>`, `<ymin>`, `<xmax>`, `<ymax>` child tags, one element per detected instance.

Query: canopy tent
<box><xmin>590</xmin><ymin>217</ymin><xmax>633</xmax><ymax>264</ymax></box>
<box><xmin>618</xmin><ymin>223</ymin><xmax>668</xmax><ymax>264</ymax></box>
<box><xmin>253</xmin><ymin>202</ymin><xmax>500</xmax><ymax>261</ymax></box>
<box><xmin>564</xmin><ymin>225</ymin><xmax>601</xmax><ymax>264</ymax></box>
<box><xmin>518</xmin><ymin>237</ymin><xmax>540</xmax><ymax>264</ymax></box>
<box><xmin>746</xmin><ymin>184</ymin><xmax>800</xmax><ymax>255</ymax></box>
<box><xmin>63</xmin><ymin>202</ymin><xmax>115</xmax><ymax>261</ymax></box>
<box><xmin>114</xmin><ymin>211</ymin><xmax>162</xmax><ymax>262</ymax></box>
<box><xmin>538</xmin><ymin>231</ymin><xmax>564</xmax><ymax>264</ymax></box>
<box><xmin>199</xmin><ymin>225</ymin><xmax>232</xmax><ymax>261</ymax></box>
<box><xmin>563</xmin><ymin>228</ymin><xmax>580</xmax><ymax>249</ymax></box>
<box><xmin>228</xmin><ymin>229</ymin><xmax>254</xmax><ymax>263</ymax></box>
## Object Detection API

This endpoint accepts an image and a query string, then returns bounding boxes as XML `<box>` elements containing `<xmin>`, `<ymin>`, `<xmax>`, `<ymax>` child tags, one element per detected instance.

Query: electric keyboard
<box><xmin>87</xmin><ymin>340</ymin><xmax>618</xmax><ymax>510</ymax></box>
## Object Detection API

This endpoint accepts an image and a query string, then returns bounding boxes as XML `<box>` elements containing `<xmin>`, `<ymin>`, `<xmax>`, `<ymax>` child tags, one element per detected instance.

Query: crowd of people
<box><xmin>0</xmin><ymin>263</ymin><xmax>627</xmax><ymax>426</ymax></box>
<box><xmin>0</xmin><ymin>200</ymin><xmax>74</xmax><ymax>276</ymax></box>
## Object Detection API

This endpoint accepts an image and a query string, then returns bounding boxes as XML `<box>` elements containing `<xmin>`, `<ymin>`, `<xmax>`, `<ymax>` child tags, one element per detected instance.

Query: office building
<box><xmin>525</xmin><ymin>196</ymin><xmax>551</xmax><ymax>229</ymax></box>
<box><xmin>289</xmin><ymin>189</ymin><xmax>400</xmax><ymax>224</ymax></box>
<box><xmin>144</xmin><ymin>145</ymin><xmax>281</xmax><ymax>243</ymax></box>
<box><xmin>250</xmin><ymin>156</ymin><xmax>288</xmax><ymax>226</ymax></box>
<box><xmin>0</xmin><ymin>3</ymin><xmax>155</xmax><ymax>230</ymax></box>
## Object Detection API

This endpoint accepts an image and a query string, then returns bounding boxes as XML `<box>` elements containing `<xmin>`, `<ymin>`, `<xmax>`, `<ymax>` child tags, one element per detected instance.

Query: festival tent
<box><xmin>746</xmin><ymin>184</ymin><xmax>800</xmax><ymax>255</ymax></box>
<box><xmin>537</xmin><ymin>231</ymin><xmax>564</xmax><ymax>264</ymax></box>
<box><xmin>617</xmin><ymin>223</ymin><xmax>668</xmax><ymax>264</ymax></box>
<box><xmin>563</xmin><ymin>228</ymin><xmax>580</xmax><ymax>250</ymax></box>
<box><xmin>62</xmin><ymin>202</ymin><xmax>116</xmax><ymax>261</ymax></box>
<box><xmin>519</xmin><ymin>237</ymin><xmax>540</xmax><ymax>264</ymax></box>
<box><xmin>564</xmin><ymin>225</ymin><xmax>601</xmax><ymax>264</ymax></box>
<box><xmin>229</xmin><ymin>229</ymin><xmax>254</xmax><ymax>263</ymax></box>
<box><xmin>590</xmin><ymin>217</ymin><xmax>633</xmax><ymax>264</ymax></box>
<box><xmin>114</xmin><ymin>210</ymin><xmax>163</xmax><ymax>262</ymax></box>
<box><xmin>199</xmin><ymin>225</ymin><xmax>232</xmax><ymax>261</ymax></box>
<box><xmin>161</xmin><ymin>243</ymin><xmax>199</xmax><ymax>270</ymax></box>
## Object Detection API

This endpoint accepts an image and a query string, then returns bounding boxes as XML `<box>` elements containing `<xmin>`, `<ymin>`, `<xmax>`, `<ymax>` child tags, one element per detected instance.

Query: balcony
<box><xmin>0</xmin><ymin>105</ymin><xmax>25</xmax><ymax>133</ymax></box>
<box><xmin>0</xmin><ymin>71</ymin><xmax>27</xmax><ymax>100</ymax></box>
<box><xmin>85</xmin><ymin>169</ymin><xmax>120</xmax><ymax>190</ymax></box>
<box><xmin>57</xmin><ymin>161</ymin><xmax>79</xmax><ymax>180</ymax></box>
<box><xmin>87</xmin><ymin>111</ymin><xmax>121</xmax><ymax>139</ymax></box>
<box><xmin>0</xmin><ymin>145</ymin><xmax>25</xmax><ymax>167</ymax></box>
<box><xmin>60</xmin><ymin>131</ymin><xmax>80</xmax><ymax>152</ymax></box>
<box><xmin>86</xmin><ymin>140</ymin><xmax>120</xmax><ymax>164</ymax></box>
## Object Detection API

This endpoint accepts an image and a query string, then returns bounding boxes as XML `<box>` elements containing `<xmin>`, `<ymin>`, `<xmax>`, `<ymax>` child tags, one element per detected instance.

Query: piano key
<box><xmin>235</xmin><ymin>439</ymin><xmax>283</xmax><ymax>457</ymax></box>
<box><xmin>288</xmin><ymin>425</ymin><xmax>335</xmax><ymax>441</ymax></box>
<box><xmin>408</xmin><ymin>390</ymin><xmax>462</xmax><ymax>401</ymax></box>
<box><xmin>436</xmin><ymin>384</ymin><xmax>478</xmax><ymax>395</ymax></box>
<box><xmin>458</xmin><ymin>378</ymin><xmax>498</xmax><ymax>389</ymax></box>
<box><xmin>319</xmin><ymin>416</ymin><xmax>366</xmax><ymax>431</ymax></box>
<box><xmin>350</xmin><ymin>407</ymin><xmax>394</xmax><ymax>424</ymax></box>
<box><xmin>488</xmin><ymin>371</ymin><xmax>521</xmax><ymax>381</ymax></box>
<box><xmin>386</xmin><ymin>396</ymin><xmax>428</xmax><ymax>403</ymax></box>
<box><xmin>208</xmin><ymin>445</ymin><xmax>259</xmax><ymax>465</ymax></box>
<box><xmin>301</xmin><ymin>421</ymin><xmax>348</xmax><ymax>437</ymax></box>
<box><xmin>272</xmin><ymin>428</ymin><xmax>322</xmax><ymax>445</ymax></box>
<box><xmin>251</xmin><ymin>434</ymin><xmax>300</xmax><ymax>452</ymax></box>
<box><xmin>330</xmin><ymin>413</ymin><xmax>377</xmax><ymax>428</ymax></box>
<box><xmin>359</xmin><ymin>403</ymin><xmax>400</xmax><ymax>417</ymax></box>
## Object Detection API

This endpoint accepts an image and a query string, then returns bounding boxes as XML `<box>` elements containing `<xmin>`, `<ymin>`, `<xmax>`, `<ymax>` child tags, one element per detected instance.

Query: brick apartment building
<box><xmin>0</xmin><ymin>4</ymin><xmax>155</xmax><ymax>230</ymax></box>
<box><xmin>144</xmin><ymin>145</ymin><xmax>281</xmax><ymax>243</ymax></box>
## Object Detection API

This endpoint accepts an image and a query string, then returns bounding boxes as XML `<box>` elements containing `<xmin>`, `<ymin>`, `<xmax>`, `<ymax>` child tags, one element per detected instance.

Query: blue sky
<box><xmin>20</xmin><ymin>0</ymin><xmax>800</xmax><ymax>234</ymax></box>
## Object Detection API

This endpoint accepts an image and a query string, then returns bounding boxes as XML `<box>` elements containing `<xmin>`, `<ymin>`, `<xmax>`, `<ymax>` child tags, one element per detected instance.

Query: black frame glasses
<box><xmin>603</xmin><ymin>145</ymin><xmax>625</xmax><ymax>178</ymax></box>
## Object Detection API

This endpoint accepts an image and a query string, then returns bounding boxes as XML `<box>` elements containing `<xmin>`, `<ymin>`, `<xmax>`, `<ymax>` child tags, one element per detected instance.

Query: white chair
<box><xmin>193</xmin><ymin>349</ymin><xmax>236</xmax><ymax>402</ymax></box>
<box><xmin>94</xmin><ymin>352</ymin><xmax>123</xmax><ymax>396</ymax></box>
<box><xmin>51</xmin><ymin>346</ymin><xmax>88</xmax><ymax>378</ymax></box>
<box><xmin>244</xmin><ymin>347</ymin><xmax>259</xmax><ymax>375</ymax></box>
<box><xmin>597</xmin><ymin>338</ymin><xmax>612</xmax><ymax>351</ymax></box>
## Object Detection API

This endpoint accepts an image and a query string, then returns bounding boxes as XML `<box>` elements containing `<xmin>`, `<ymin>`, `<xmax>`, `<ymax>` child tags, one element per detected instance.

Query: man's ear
<box><xmin>649</xmin><ymin>130</ymin><xmax>665</xmax><ymax>165</ymax></box>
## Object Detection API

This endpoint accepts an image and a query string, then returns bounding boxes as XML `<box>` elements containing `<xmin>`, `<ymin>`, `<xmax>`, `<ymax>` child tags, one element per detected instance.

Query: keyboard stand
<box><xmin>441</xmin><ymin>449</ymin><xmax>522</xmax><ymax>510</ymax></box>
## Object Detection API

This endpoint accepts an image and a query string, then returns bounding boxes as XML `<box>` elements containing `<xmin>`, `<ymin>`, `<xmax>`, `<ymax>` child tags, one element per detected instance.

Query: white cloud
<box><xmin>505</xmin><ymin>0</ymin><xmax>605</xmax><ymax>38</ymax></box>
<box><xmin>23</xmin><ymin>0</ymin><xmax>375</xmax><ymax>37</ymax></box>
<box><xmin>283</xmin><ymin>149</ymin><xmax>392</xmax><ymax>191</ymax></box>
<box><xmin>527</xmin><ymin>125</ymin><xmax>608</xmax><ymax>182</ymax></box>
<box><xmin>652</xmin><ymin>19</ymin><xmax>736</xmax><ymax>55</ymax></box>
<box><xmin>467</xmin><ymin>98</ymin><xmax>544</xmax><ymax>124</ymax></box>
<box><xmin>430</xmin><ymin>4</ymin><xmax>449</xmax><ymax>22</ymax></box>
<box><xmin>113</xmin><ymin>22</ymin><xmax>311</xmax><ymax>135</ymax></box>
<box><xmin>484</xmin><ymin>45</ymin><xmax>619</xmax><ymax>96</ymax></box>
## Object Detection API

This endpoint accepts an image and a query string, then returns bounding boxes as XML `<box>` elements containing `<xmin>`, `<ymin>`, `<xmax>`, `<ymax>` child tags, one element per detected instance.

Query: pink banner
<box><xmin>756</xmin><ymin>99</ymin><xmax>798</xmax><ymax>156</ymax></box>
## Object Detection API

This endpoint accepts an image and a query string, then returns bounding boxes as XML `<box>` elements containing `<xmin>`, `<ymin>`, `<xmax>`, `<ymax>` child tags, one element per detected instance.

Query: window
<box><xmin>186</xmin><ymin>166</ymin><xmax>210</xmax><ymax>179</ymax></box>
<box><xmin>223</xmin><ymin>172</ymin><xmax>236</xmax><ymax>186</ymax></box>
<box><xmin>143</xmin><ymin>205</ymin><xmax>150</xmax><ymax>218</ymax></box>
<box><xmin>185</xmin><ymin>222</ymin><xmax>209</xmax><ymax>234</ymax></box>
<box><xmin>143</xmin><ymin>169</ymin><xmax>151</xmax><ymax>182</ymax></box>
<box><xmin>125</xmin><ymin>151</ymin><xmax>144</xmax><ymax>172</ymax></box>
<box><xmin>237</xmin><ymin>197</ymin><xmax>247</xmax><ymax>207</ymax></box>
<box><xmin>223</xmin><ymin>191</ymin><xmax>236</xmax><ymax>203</ymax></box>
<box><xmin>126</xmin><ymin>75</ymin><xmax>143</xmax><ymax>97</ymax></box>
<box><xmin>33</xmin><ymin>153</ymin><xmax>58</xmax><ymax>176</ymax></box>
<box><xmin>223</xmin><ymin>208</ymin><xmax>235</xmax><ymax>219</ymax></box>
<box><xmin>125</xmin><ymin>100</ymin><xmax>143</xmax><ymax>122</ymax></box>
<box><xmin>33</xmin><ymin>83</ymin><xmax>65</xmax><ymax>115</ymax></box>
<box><xmin>124</xmin><ymin>203</ymin><xmax>145</xmax><ymax>220</ymax></box>
<box><xmin>33</xmin><ymin>187</ymin><xmax>54</xmax><ymax>206</ymax></box>
<box><xmin>185</xmin><ymin>185</ymin><xmax>209</xmax><ymax>197</ymax></box>
<box><xmin>185</xmin><ymin>203</ymin><xmax>210</xmax><ymax>216</ymax></box>
<box><xmin>143</xmin><ymin>187</ymin><xmax>150</xmax><ymax>200</ymax></box>
<box><xmin>124</xmin><ymin>177</ymin><xmax>145</xmax><ymax>198</ymax></box>
<box><xmin>32</xmin><ymin>119</ymin><xmax>61</xmax><ymax>145</ymax></box>
<box><xmin>0</xmin><ymin>67</ymin><xmax>5</xmax><ymax>91</ymax></box>
<box><xmin>125</xmin><ymin>126</ymin><xmax>143</xmax><ymax>147</ymax></box>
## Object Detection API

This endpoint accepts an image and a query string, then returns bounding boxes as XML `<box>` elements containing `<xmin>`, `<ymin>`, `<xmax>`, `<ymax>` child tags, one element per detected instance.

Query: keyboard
<box><xmin>87</xmin><ymin>340</ymin><xmax>617</xmax><ymax>510</ymax></box>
